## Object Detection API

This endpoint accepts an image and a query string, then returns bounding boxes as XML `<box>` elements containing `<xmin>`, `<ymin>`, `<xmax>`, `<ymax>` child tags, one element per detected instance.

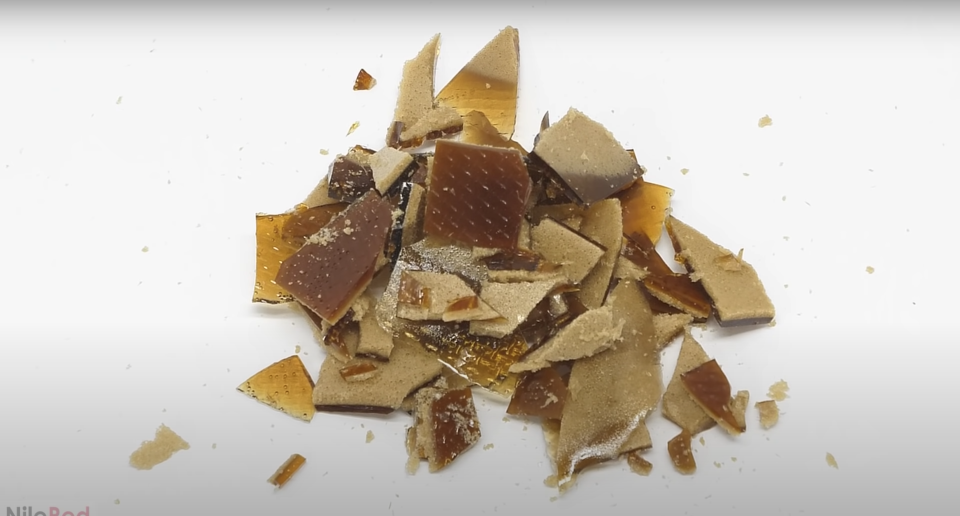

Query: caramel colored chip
<box><xmin>626</xmin><ymin>452</ymin><xmax>653</xmax><ymax>476</ymax></box>
<box><xmin>460</xmin><ymin>110</ymin><xmax>527</xmax><ymax>154</ymax></box>
<box><xmin>470</xmin><ymin>278</ymin><xmax>565</xmax><ymax>338</ymax></box>
<box><xmin>339</xmin><ymin>360</ymin><xmax>380</xmax><ymax>382</ymax></box>
<box><xmin>353</xmin><ymin>68</ymin><xmax>376</xmax><ymax>90</ymax></box>
<box><xmin>282</xmin><ymin>204</ymin><xmax>349</xmax><ymax>239</ymax></box>
<box><xmin>509</xmin><ymin>305</ymin><xmax>623</xmax><ymax>373</ymax></box>
<box><xmin>530</xmin><ymin>218</ymin><xmax>606</xmax><ymax>285</ymax></box>
<box><xmin>253</xmin><ymin>209</ymin><xmax>311</xmax><ymax>304</ymax></box>
<box><xmin>435</xmin><ymin>26</ymin><xmax>519</xmax><ymax>139</ymax></box>
<box><xmin>577</xmin><ymin>199</ymin><xmax>623</xmax><ymax>309</ymax></box>
<box><xmin>397</xmin><ymin>271</ymin><xmax>500</xmax><ymax>322</ymax></box>
<box><xmin>300</xmin><ymin>176</ymin><xmax>341</xmax><ymax>208</ymax></box>
<box><xmin>267</xmin><ymin>453</ymin><xmax>306</xmax><ymax>488</ymax></box>
<box><xmin>328</xmin><ymin>154</ymin><xmax>375</xmax><ymax>202</ymax></box>
<box><xmin>313</xmin><ymin>339</ymin><xmax>442</xmax><ymax>413</ymax></box>
<box><xmin>129</xmin><ymin>424</ymin><xmax>190</xmax><ymax>470</ymax></box>
<box><xmin>532</xmin><ymin>108</ymin><xmax>640</xmax><ymax>205</ymax></box>
<box><xmin>622</xmin><ymin>231</ymin><xmax>713</xmax><ymax>320</ymax></box>
<box><xmin>768</xmin><ymin>379</ymin><xmax>790</xmax><ymax>401</ymax></box>
<box><xmin>424</xmin><ymin>140</ymin><xmax>531</xmax><ymax>249</ymax></box>
<box><xmin>506</xmin><ymin>366</ymin><xmax>567</xmax><ymax>420</ymax></box>
<box><xmin>616</xmin><ymin>179</ymin><xmax>674</xmax><ymax>245</ymax></box>
<box><xmin>238</xmin><ymin>355</ymin><xmax>317</xmax><ymax>422</ymax></box>
<box><xmin>276</xmin><ymin>190</ymin><xmax>393</xmax><ymax>325</ymax></box>
<box><xmin>386</xmin><ymin>34</ymin><xmax>440</xmax><ymax>146</ymax></box>
<box><xmin>667</xmin><ymin>429</ymin><xmax>696</xmax><ymax>475</ymax></box>
<box><xmin>662</xmin><ymin>331</ymin><xmax>716</xmax><ymax>435</ymax></box>
<box><xmin>756</xmin><ymin>400</ymin><xmax>780</xmax><ymax>429</ymax></box>
<box><xmin>414</xmin><ymin>387</ymin><xmax>482</xmax><ymax>472</ymax></box>
<box><xmin>666</xmin><ymin>216</ymin><xmax>775</xmax><ymax>326</ymax></box>
<box><xmin>653</xmin><ymin>313</ymin><xmax>694</xmax><ymax>351</ymax></box>
<box><xmin>681</xmin><ymin>359</ymin><xmax>744</xmax><ymax>436</ymax></box>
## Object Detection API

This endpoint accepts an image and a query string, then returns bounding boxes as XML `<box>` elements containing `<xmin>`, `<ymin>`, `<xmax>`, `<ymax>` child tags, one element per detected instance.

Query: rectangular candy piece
<box><xmin>276</xmin><ymin>190</ymin><xmax>393</xmax><ymax>325</ymax></box>
<box><xmin>424</xmin><ymin>140</ymin><xmax>531</xmax><ymax>249</ymax></box>
<box><xmin>237</xmin><ymin>355</ymin><xmax>317</xmax><ymax>422</ymax></box>
<box><xmin>616</xmin><ymin>179</ymin><xmax>674</xmax><ymax>246</ymax></box>
<box><xmin>666</xmin><ymin>216</ymin><xmax>775</xmax><ymax>326</ymax></box>
<box><xmin>267</xmin><ymin>453</ymin><xmax>306</xmax><ymax>488</ymax></box>
<box><xmin>532</xmin><ymin>108</ymin><xmax>640</xmax><ymax>206</ymax></box>
<box><xmin>667</xmin><ymin>429</ymin><xmax>696</xmax><ymax>475</ymax></box>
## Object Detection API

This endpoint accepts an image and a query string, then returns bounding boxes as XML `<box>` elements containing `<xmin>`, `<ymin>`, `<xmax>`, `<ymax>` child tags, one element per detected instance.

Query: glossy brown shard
<box><xmin>322</xmin><ymin>312</ymin><xmax>359</xmax><ymax>362</ymax></box>
<box><xmin>238</xmin><ymin>355</ymin><xmax>317</xmax><ymax>422</ymax></box>
<box><xmin>481</xmin><ymin>249</ymin><xmax>544</xmax><ymax>272</ymax></box>
<box><xmin>681</xmin><ymin>359</ymin><xmax>744</xmax><ymax>435</ymax></box>
<box><xmin>282</xmin><ymin>203</ymin><xmax>349</xmax><ymax>239</ymax></box>
<box><xmin>460</xmin><ymin>110</ymin><xmax>527</xmax><ymax>155</ymax></box>
<box><xmin>506</xmin><ymin>366</ymin><xmax>566</xmax><ymax>420</ymax></box>
<box><xmin>414</xmin><ymin>387</ymin><xmax>481</xmax><ymax>472</ymax></box>
<box><xmin>626</xmin><ymin>452</ymin><xmax>653</xmax><ymax>476</ymax></box>
<box><xmin>532</xmin><ymin>108</ymin><xmax>640</xmax><ymax>205</ymax></box>
<box><xmin>622</xmin><ymin>231</ymin><xmax>712</xmax><ymax>320</ymax></box>
<box><xmin>255</xmin><ymin>206</ymin><xmax>335</xmax><ymax>304</ymax></box>
<box><xmin>353</xmin><ymin>68</ymin><xmax>377</xmax><ymax>90</ymax></box>
<box><xmin>398</xmin><ymin>271</ymin><xmax>431</xmax><ymax>308</ymax></box>
<box><xmin>276</xmin><ymin>190</ymin><xmax>392</xmax><ymax>324</ymax></box>
<box><xmin>667</xmin><ymin>429</ymin><xmax>696</xmax><ymax>475</ymax></box>
<box><xmin>328</xmin><ymin>155</ymin><xmax>375</xmax><ymax>202</ymax></box>
<box><xmin>435</xmin><ymin>27</ymin><xmax>519</xmax><ymax>139</ymax></box>
<box><xmin>424</xmin><ymin>140</ymin><xmax>530</xmax><ymax>249</ymax></box>
<box><xmin>662</xmin><ymin>331</ymin><xmax>716</xmax><ymax>435</ymax></box>
<box><xmin>616</xmin><ymin>179</ymin><xmax>674</xmax><ymax>245</ymax></box>
<box><xmin>339</xmin><ymin>360</ymin><xmax>380</xmax><ymax>382</ymax></box>
<box><xmin>268</xmin><ymin>453</ymin><xmax>306</xmax><ymax>488</ymax></box>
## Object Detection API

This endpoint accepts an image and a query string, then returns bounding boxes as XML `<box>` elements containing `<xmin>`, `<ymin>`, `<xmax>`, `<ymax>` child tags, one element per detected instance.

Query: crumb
<box><xmin>782</xmin><ymin>196</ymin><xmax>786</xmax><ymax>201</ymax></box>
<box><xmin>295</xmin><ymin>345</ymin><xmax>301</xmax><ymax>353</ymax></box>
<box><xmin>783</xmin><ymin>236</ymin><xmax>789</xmax><ymax>241</ymax></box>
<box><xmin>116</xmin><ymin>96</ymin><xmax>122</xmax><ymax>105</ymax></box>
<box><xmin>141</xmin><ymin>246</ymin><xmax>149</xmax><ymax>253</ymax></box>
<box><xmin>743</xmin><ymin>173</ymin><xmax>750</xmax><ymax>177</ymax></box>
<box><xmin>212</xmin><ymin>443</ymin><xmax>217</xmax><ymax>449</ymax></box>
<box><xmin>768</xmin><ymin>320</ymin><xmax>777</xmax><ymax>327</ymax></box>
<box><xmin>758</xmin><ymin>115</ymin><xmax>773</xmax><ymax>128</ymax></box>
<box><xmin>502</xmin><ymin>417</ymin><xmax>509</xmax><ymax>422</ymax></box>
<box><xmin>483</xmin><ymin>443</ymin><xmax>494</xmax><ymax>450</ymax></box>
<box><xmin>784</xmin><ymin>284</ymin><xmax>788</xmax><ymax>289</ymax></box>
<box><xmin>866</xmin><ymin>266</ymin><xmax>875</xmax><ymax>274</ymax></box>
<box><xmin>714</xmin><ymin>461</ymin><xmax>722</xmax><ymax>469</ymax></box>
<box><xmin>319</xmin><ymin>149</ymin><xmax>329</xmax><ymax>155</ymax></box>
<box><xmin>699</xmin><ymin>437</ymin><xmax>705</xmax><ymax>446</ymax></box>
<box><xmin>522</xmin><ymin>425</ymin><xmax>528</xmax><ymax>431</ymax></box>
<box><xmin>767</xmin><ymin>380</ymin><xmax>790</xmax><ymax>401</ymax></box>
<box><xmin>366</xmin><ymin>430</ymin><xmax>375</xmax><ymax>443</ymax></box>
<box><xmin>667</xmin><ymin>156</ymin><xmax>671</xmax><ymax>160</ymax></box>
<box><xmin>129</xmin><ymin>424</ymin><xmax>190</xmax><ymax>470</ymax></box>
<box><xmin>680</xmin><ymin>168</ymin><xmax>689</xmax><ymax>175</ymax></box>
<box><xmin>126</xmin><ymin>364</ymin><xmax>131</xmax><ymax>370</ymax></box>
<box><xmin>114</xmin><ymin>500</ymin><xmax>119</xmax><ymax>505</ymax></box>
<box><xmin>550</xmin><ymin>497</ymin><xmax>558</xmax><ymax>502</ymax></box>
<box><xmin>346</xmin><ymin>121</ymin><xmax>360</xmax><ymax>136</ymax></box>
<box><xmin>825</xmin><ymin>452</ymin><xmax>838</xmax><ymax>469</ymax></box>
<box><xmin>731</xmin><ymin>457</ymin><xmax>737</xmax><ymax>462</ymax></box>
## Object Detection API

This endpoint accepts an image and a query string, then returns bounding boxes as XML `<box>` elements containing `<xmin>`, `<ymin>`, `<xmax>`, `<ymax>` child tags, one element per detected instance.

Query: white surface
<box><xmin>1</xmin><ymin>4</ymin><xmax>959</xmax><ymax>515</ymax></box>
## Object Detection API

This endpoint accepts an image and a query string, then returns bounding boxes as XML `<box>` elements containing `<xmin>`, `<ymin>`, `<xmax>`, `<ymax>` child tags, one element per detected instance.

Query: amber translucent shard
<box><xmin>470</xmin><ymin>278</ymin><xmax>564</xmax><ymax>338</ymax></box>
<box><xmin>398</xmin><ymin>271</ymin><xmax>431</xmax><ymax>308</ymax></box>
<box><xmin>460</xmin><ymin>110</ymin><xmax>527</xmax><ymax>155</ymax></box>
<box><xmin>400</xmin><ymin>106</ymin><xmax>464</xmax><ymax>146</ymax></box>
<box><xmin>577</xmin><ymin>199</ymin><xmax>623</xmax><ymax>309</ymax></box>
<box><xmin>268</xmin><ymin>454</ymin><xmax>306</xmax><ymax>488</ymax></box>
<box><xmin>768</xmin><ymin>380</ymin><xmax>790</xmax><ymax>401</ymax></box>
<box><xmin>616</xmin><ymin>179</ymin><xmax>674</xmax><ymax>245</ymax></box>
<box><xmin>506</xmin><ymin>366</ymin><xmax>567</xmax><ymax>420</ymax></box>
<box><xmin>238</xmin><ymin>355</ymin><xmax>316</xmax><ymax>422</ymax></box>
<box><xmin>622</xmin><ymin>231</ymin><xmax>713</xmax><ymax>320</ymax></box>
<box><xmin>328</xmin><ymin>155</ymin><xmax>374</xmax><ymax>202</ymax></box>
<box><xmin>509</xmin><ymin>305</ymin><xmax>623</xmax><ymax>373</ymax></box>
<box><xmin>653</xmin><ymin>313</ymin><xmax>694</xmax><ymax>351</ymax></box>
<box><xmin>397</xmin><ymin>270</ymin><xmax>499</xmax><ymax>322</ymax></box>
<box><xmin>339</xmin><ymin>360</ymin><xmax>380</xmax><ymax>382</ymax></box>
<box><xmin>282</xmin><ymin>203</ymin><xmax>348</xmax><ymax>238</ymax></box>
<box><xmin>353</xmin><ymin>68</ymin><xmax>376</xmax><ymax>90</ymax></box>
<box><xmin>424</xmin><ymin>140</ymin><xmax>530</xmax><ymax>249</ymax></box>
<box><xmin>253</xmin><ymin>210</ymin><xmax>306</xmax><ymax>303</ymax></box>
<box><xmin>313</xmin><ymin>339</ymin><xmax>442</xmax><ymax>413</ymax></box>
<box><xmin>435</xmin><ymin>27</ymin><xmax>519</xmax><ymax>139</ymax></box>
<box><xmin>662</xmin><ymin>331</ymin><xmax>716</xmax><ymax>434</ymax></box>
<box><xmin>667</xmin><ymin>429</ymin><xmax>696</xmax><ymax>475</ymax></box>
<box><xmin>446</xmin><ymin>295</ymin><xmax>478</xmax><ymax>312</ymax></box>
<box><xmin>532</xmin><ymin>108</ymin><xmax>640</xmax><ymax>205</ymax></box>
<box><xmin>715</xmin><ymin>249</ymin><xmax>744</xmax><ymax>272</ymax></box>
<box><xmin>321</xmin><ymin>311</ymin><xmax>359</xmax><ymax>362</ymax></box>
<box><xmin>626</xmin><ymin>452</ymin><xmax>653</xmax><ymax>476</ymax></box>
<box><xmin>276</xmin><ymin>190</ymin><xmax>392</xmax><ymax>324</ymax></box>
<box><xmin>554</xmin><ymin>279</ymin><xmax>660</xmax><ymax>487</ymax></box>
<box><xmin>386</xmin><ymin>34</ymin><xmax>440</xmax><ymax>146</ymax></box>
<box><xmin>414</xmin><ymin>387</ymin><xmax>481</xmax><ymax>472</ymax></box>
<box><xmin>129</xmin><ymin>424</ymin><xmax>190</xmax><ymax>470</ymax></box>
<box><xmin>681</xmin><ymin>359</ymin><xmax>744</xmax><ymax>436</ymax></box>
<box><xmin>756</xmin><ymin>400</ymin><xmax>779</xmax><ymax>429</ymax></box>
<box><xmin>530</xmin><ymin>218</ymin><xmax>605</xmax><ymax>285</ymax></box>
<box><xmin>666</xmin><ymin>216</ymin><xmax>775</xmax><ymax>326</ymax></box>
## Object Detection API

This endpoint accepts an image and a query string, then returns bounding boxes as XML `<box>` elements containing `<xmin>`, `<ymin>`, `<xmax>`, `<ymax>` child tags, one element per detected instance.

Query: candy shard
<box><xmin>509</xmin><ymin>305</ymin><xmax>623</xmax><ymax>373</ymax></box>
<box><xmin>618</xmin><ymin>420</ymin><xmax>653</xmax><ymax>454</ymax></box>
<box><xmin>353</xmin><ymin>68</ymin><xmax>376</xmax><ymax>90</ymax></box>
<box><xmin>662</xmin><ymin>330</ymin><xmax>716</xmax><ymax>435</ymax></box>
<box><xmin>530</xmin><ymin>218</ymin><xmax>606</xmax><ymax>285</ymax></box>
<box><xmin>424</xmin><ymin>140</ymin><xmax>531</xmax><ymax>249</ymax></box>
<box><xmin>653</xmin><ymin>313</ymin><xmax>694</xmax><ymax>351</ymax></box>
<box><xmin>267</xmin><ymin>453</ymin><xmax>307</xmax><ymax>488</ymax></box>
<box><xmin>399</xmin><ymin>106</ymin><xmax>464</xmax><ymax>145</ymax></box>
<box><xmin>238</xmin><ymin>355</ymin><xmax>317</xmax><ymax>422</ymax></box>
<box><xmin>577</xmin><ymin>199</ymin><xmax>623</xmax><ymax>309</ymax></box>
<box><xmin>756</xmin><ymin>399</ymin><xmax>780</xmax><ymax>429</ymax></box>
<box><xmin>666</xmin><ymin>216</ymin><xmax>775</xmax><ymax>326</ymax></box>
<box><xmin>413</xmin><ymin>387</ymin><xmax>482</xmax><ymax>472</ymax></box>
<box><xmin>435</xmin><ymin>26</ymin><xmax>519</xmax><ymax>139</ymax></box>
<box><xmin>276</xmin><ymin>190</ymin><xmax>393</xmax><ymax>325</ymax></box>
<box><xmin>460</xmin><ymin>110</ymin><xmax>527</xmax><ymax>155</ymax></box>
<box><xmin>328</xmin><ymin>154</ymin><xmax>375</xmax><ymax>202</ymax></box>
<box><xmin>667</xmin><ymin>429</ymin><xmax>696</xmax><ymax>474</ymax></box>
<box><xmin>370</xmin><ymin>147</ymin><xmax>413</xmax><ymax>195</ymax></box>
<box><xmin>616</xmin><ymin>179</ymin><xmax>674</xmax><ymax>245</ymax></box>
<box><xmin>532</xmin><ymin>108</ymin><xmax>640</xmax><ymax>205</ymax></box>
<box><xmin>626</xmin><ymin>452</ymin><xmax>653</xmax><ymax>476</ymax></box>
<box><xmin>396</xmin><ymin>271</ymin><xmax>500</xmax><ymax>322</ymax></box>
<box><xmin>387</xmin><ymin>34</ymin><xmax>440</xmax><ymax>146</ymax></box>
<box><xmin>470</xmin><ymin>278</ymin><xmax>565</xmax><ymax>338</ymax></box>
<box><xmin>356</xmin><ymin>296</ymin><xmax>395</xmax><ymax>359</ymax></box>
<box><xmin>506</xmin><ymin>366</ymin><xmax>567</xmax><ymax>420</ymax></box>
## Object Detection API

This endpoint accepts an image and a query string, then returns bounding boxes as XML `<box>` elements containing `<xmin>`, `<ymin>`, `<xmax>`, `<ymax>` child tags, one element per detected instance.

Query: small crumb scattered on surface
<box><xmin>767</xmin><ymin>380</ymin><xmax>790</xmax><ymax>401</ymax></box>
<box><xmin>129</xmin><ymin>424</ymin><xmax>190</xmax><ymax>470</ymax></box>
<box><xmin>114</xmin><ymin>500</ymin><xmax>120</xmax><ymax>505</ymax></box>
<box><xmin>346</xmin><ymin>121</ymin><xmax>360</xmax><ymax>136</ymax></box>
<box><xmin>319</xmin><ymin>149</ymin><xmax>329</xmax><ymax>155</ymax></box>
<box><xmin>826</xmin><ymin>452</ymin><xmax>838</xmax><ymax>469</ymax></box>
<box><xmin>366</xmin><ymin>430</ymin><xmax>375</xmax><ymax>443</ymax></box>
<box><xmin>141</xmin><ymin>246</ymin><xmax>149</xmax><ymax>253</ymax></box>
<box><xmin>758</xmin><ymin>115</ymin><xmax>773</xmax><ymax>128</ymax></box>
<box><xmin>699</xmin><ymin>437</ymin><xmax>705</xmax><ymax>446</ymax></box>
<box><xmin>295</xmin><ymin>345</ymin><xmax>301</xmax><ymax>353</ymax></box>
<box><xmin>680</xmin><ymin>168</ymin><xmax>689</xmax><ymax>175</ymax></box>
<box><xmin>713</xmin><ymin>461</ymin><xmax>722</xmax><ymax>468</ymax></box>
<box><xmin>116</xmin><ymin>96</ymin><xmax>123</xmax><ymax>105</ymax></box>
<box><xmin>483</xmin><ymin>443</ymin><xmax>495</xmax><ymax>450</ymax></box>
<box><xmin>212</xmin><ymin>443</ymin><xmax>217</xmax><ymax>449</ymax></box>
<box><xmin>866</xmin><ymin>266</ymin><xmax>875</xmax><ymax>274</ymax></box>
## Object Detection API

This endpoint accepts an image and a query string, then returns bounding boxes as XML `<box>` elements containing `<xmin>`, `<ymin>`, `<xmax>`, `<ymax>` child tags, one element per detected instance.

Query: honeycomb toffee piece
<box><xmin>666</xmin><ymin>216</ymin><xmax>775</xmax><ymax>326</ymax></box>
<box><xmin>276</xmin><ymin>190</ymin><xmax>393</xmax><ymax>325</ymax></box>
<box><xmin>681</xmin><ymin>359</ymin><xmax>745</xmax><ymax>436</ymax></box>
<box><xmin>626</xmin><ymin>452</ymin><xmax>653</xmax><ymax>476</ymax></box>
<box><xmin>328</xmin><ymin>154</ymin><xmax>375</xmax><ymax>202</ymax></box>
<box><xmin>313</xmin><ymin>339</ymin><xmax>442</xmax><ymax>414</ymax></box>
<box><xmin>553</xmin><ymin>279</ymin><xmax>661</xmax><ymax>488</ymax></box>
<box><xmin>413</xmin><ymin>386</ymin><xmax>481</xmax><ymax>472</ymax></box>
<box><xmin>529</xmin><ymin>218</ymin><xmax>606</xmax><ymax>285</ymax></box>
<box><xmin>470</xmin><ymin>277</ymin><xmax>565</xmax><ymax>338</ymax></box>
<box><xmin>238</xmin><ymin>355</ymin><xmax>317</xmax><ymax>422</ymax></box>
<box><xmin>619</xmin><ymin>421</ymin><xmax>653</xmax><ymax>454</ymax></box>
<box><xmin>532</xmin><ymin>108</ymin><xmax>640</xmax><ymax>205</ymax></box>
<box><xmin>369</xmin><ymin>147</ymin><xmax>413</xmax><ymax>195</ymax></box>
<box><xmin>321</xmin><ymin>309</ymin><xmax>360</xmax><ymax>362</ymax></box>
<box><xmin>506</xmin><ymin>366</ymin><xmax>567</xmax><ymax>420</ymax></box>
<box><xmin>460</xmin><ymin>110</ymin><xmax>527</xmax><ymax>155</ymax></box>
<box><xmin>399</xmin><ymin>106</ymin><xmax>464</xmax><ymax>147</ymax></box>
<box><xmin>424</xmin><ymin>140</ymin><xmax>531</xmax><ymax>249</ymax></box>
<box><xmin>756</xmin><ymin>400</ymin><xmax>780</xmax><ymax>429</ymax></box>
<box><xmin>622</xmin><ymin>231</ymin><xmax>712</xmax><ymax>321</ymax></box>
<box><xmin>509</xmin><ymin>305</ymin><xmax>623</xmax><ymax>373</ymax></box>
<box><xmin>396</xmin><ymin>270</ymin><xmax>500</xmax><ymax>322</ymax></box>
<box><xmin>353</xmin><ymin>68</ymin><xmax>376</xmax><ymax>90</ymax></box>
<box><xmin>435</xmin><ymin>26</ymin><xmax>519</xmax><ymax>139</ymax></box>
<box><xmin>129</xmin><ymin>424</ymin><xmax>190</xmax><ymax>471</ymax></box>
<box><xmin>577</xmin><ymin>199</ymin><xmax>623</xmax><ymax>309</ymax></box>
<box><xmin>616</xmin><ymin>179</ymin><xmax>674</xmax><ymax>246</ymax></box>
<box><xmin>653</xmin><ymin>312</ymin><xmax>694</xmax><ymax>351</ymax></box>
<box><xmin>662</xmin><ymin>330</ymin><xmax>716</xmax><ymax>435</ymax></box>
<box><xmin>386</xmin><ymin>34</ymin><xmax>440</xmax><ymax>147</ymax></box>
<box><xmin>667</xmin><ymin>429</ymin><xmax>696</xmax><ymax>475</ymax></box>
<box><xmin>267</xmin><ymin>453</ymin><xmax>306</xmax><ymax>488</ymax></box>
